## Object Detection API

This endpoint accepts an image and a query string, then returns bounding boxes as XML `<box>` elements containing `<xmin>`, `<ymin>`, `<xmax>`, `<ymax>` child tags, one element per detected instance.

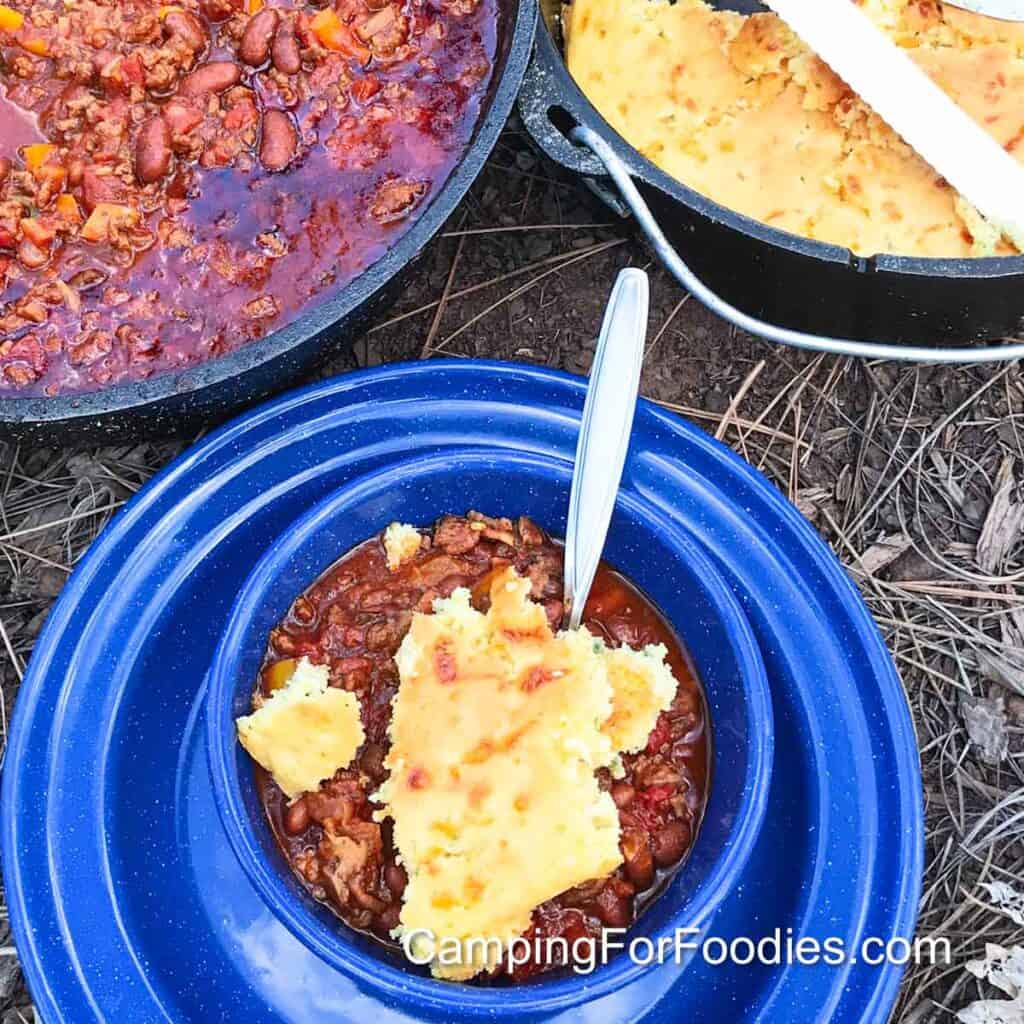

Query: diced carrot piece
<box><xmin>19</xmin><ymin>35</ymin><xmax>48</xmax><ymax>56</ymax></box>
<box><xmin>0</xmin><ymin>5</ymin><xmax>23</xmax><ymax>31</ymax></box>
<box><xmin>248</xmin><ymin>0</ymin><xmax>264</xmax><ymax>13</ymax></box>
<box><xmin>19</xmin><ymin>217</ymin><xmax>54</xmax><ymax>248</ymax></box>
<box><xmin>310</xmin><ymin>9</ymin><xmax>370</xmax><ymax>62</ymax></box>
<box><xmin>23</xmin><ymin>143</ymin><xmax>55</xmax><ymax>173</ymax></box>
<box><xmin>79</xmin><ymin>202</ymin><xmax>137</xmax><ymax>243</ymax></box>
<box><xmin>55</xmin><ymin>193</ymin><xmax>82</xmax><ymax>225</ymax></box>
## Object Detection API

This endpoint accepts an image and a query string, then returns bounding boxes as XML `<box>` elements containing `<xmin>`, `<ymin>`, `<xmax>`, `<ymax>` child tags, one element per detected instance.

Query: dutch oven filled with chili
<box><xmin>0</xmin><ymin>0</ymin><xmax>533</xmax><ymax>438</ymax></box>
<box><xmin>233</xmin><ymin>510</ymin><xmax>711</xmax><ymax>983</ymax></box>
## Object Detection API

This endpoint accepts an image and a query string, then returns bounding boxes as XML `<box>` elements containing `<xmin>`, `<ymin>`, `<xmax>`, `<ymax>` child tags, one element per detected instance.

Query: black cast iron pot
<box><xmin>0</xmin><ymin>0</ymin><xmax>536</xmax><ymax>445</ymax></box>
<box><xmin>518</xmin><ymin>0</ymin><xmax>1024</xmax><ymax>360</ymax></box>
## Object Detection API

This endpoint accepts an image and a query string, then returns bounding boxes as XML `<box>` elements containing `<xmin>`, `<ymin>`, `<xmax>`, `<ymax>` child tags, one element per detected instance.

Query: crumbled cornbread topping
<box><xmin>375</xmin><ymin>567</ymin><xmax>678</xmax><ymax>979</ymax></box>
<box><xmin>237</xmin><ymin>657</ymin><xmax>365</xmax><ymax>800</ymax></box>
<box><xmin>384</xmin><ymin>522</ymin><xmax>424</xmax><ymax>571</ymax></box>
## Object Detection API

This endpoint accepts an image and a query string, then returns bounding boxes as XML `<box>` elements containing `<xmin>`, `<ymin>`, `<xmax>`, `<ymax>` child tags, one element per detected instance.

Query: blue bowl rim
<box><xmin>205</xmin><ymin>446</ymin><xmax>774</xmax><ymax>1016</ymax></box>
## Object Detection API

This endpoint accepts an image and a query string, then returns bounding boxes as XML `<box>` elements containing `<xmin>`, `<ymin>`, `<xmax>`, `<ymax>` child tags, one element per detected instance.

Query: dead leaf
<box><xmin>957</xmin><ymin>997</ymin><xmax>1024</xmax><ymax>1024</ymax></box>
<box><xmin>961</xmin><ymin>695</ymin><xmax>1009</xmax><ymax>765</ymax></box>
<box><xmin>857</xmin><ymin>533</ymin><xmax>911</xmax><ymax>576</ymax></box>
<box><xmin>979</xmin><ymin>884</ymin><xmax>1024</xmax><ymax>929</ymax></box>
<box><xmin>960</xmin><ymin>946</ymin><xmax>1024</xmax><ymax>1023</ymax></box>
<box><xmin>977</xmin><ymin>649</ymin><xmax>1024</xmax><ymax>699</ymax></box>
<box><xmin>967</xmin><ymin>943</ymin><xmax>1024</xmax><ymax>997</ymax></box>
<box><xmin>977</xmin><ymin>458</ymin><xmax>1024</xmax><ymax>574</ymax></box>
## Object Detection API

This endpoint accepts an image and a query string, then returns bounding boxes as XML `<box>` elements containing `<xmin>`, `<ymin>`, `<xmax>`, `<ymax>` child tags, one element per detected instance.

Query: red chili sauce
<box><xmin>254</xmin><ymin>512</ymin><xmax>711</xmax><ymax>982</ymax></box>
<box><xmin>0</xmin><ymin>0</ymin><xmax>495</xmax><ymax>394</ymax></box>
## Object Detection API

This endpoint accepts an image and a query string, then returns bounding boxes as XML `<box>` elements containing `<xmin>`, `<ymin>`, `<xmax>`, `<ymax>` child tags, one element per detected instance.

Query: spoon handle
<box><xmin>563</xmin><ymin>268</ymin><xmax>649</xmax><ymax>631</ymax></box>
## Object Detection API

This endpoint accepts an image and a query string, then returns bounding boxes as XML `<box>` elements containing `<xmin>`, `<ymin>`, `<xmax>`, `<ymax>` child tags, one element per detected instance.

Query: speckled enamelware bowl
<box><xmin>206</xmin><ymin>446</ymin><xmax>773</xmax><ymax>1017</ymax></box>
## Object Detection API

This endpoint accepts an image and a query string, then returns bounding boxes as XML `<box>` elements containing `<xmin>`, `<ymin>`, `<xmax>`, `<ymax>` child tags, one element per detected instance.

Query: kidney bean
<box><xmin>384</xmin><ymin>862</ymin><xmax>407</xmax><ymax>898</ymax></box>
<box><xmin>240</xmin><ymin>8</ymin><xmax>279</xmax><ymax>66</ymax></box>
<box><xmin>651</xmin><ymin>818</ymin><xmax>691</xmax><ymax>868</ymax></box>
<box><xmin>178</xmin><ymin>61</ymin><xmax>241</xmax><ymax>98</ymax></box>
<box><xmin>359</xmin><ymin>741</ymin><xmax>387</xmax><ymax>782</ymax></box>
<box><xmin>134</xmin><ymin>117</ymin><xmax>172</xmax><ymax>184</ymax></box>
<box><xmin>259</xmin><ymin>109</ymin><xmax>297</xmax><ymax>171</ymax></box>
<box><xmin>621</xmin><ymin>830</ymin><xmax>655</xmax><ymax>890</ymax></box>
<box><xmin>164</xmin><ymin>10</ymin><xmax>207</xmax><ymax>52</ymax></box>
<box><xmin>283</xmin><ymin>797</ymin><xmax>310</xmax><ymax>835</ymax></box>
<box><xmin>375</xmin><ymin>904</ymin><xmax>400</xmax><ymax>933</ymax></box>
<box><xmin>0</xmin><ymin>157</ymin><xmax>9</xmax><ymax>184</ymax></box>
<box><xmin>271</xmin><ymin>23</ymin><xmax>301</xmax><ymax>74</ymax></box>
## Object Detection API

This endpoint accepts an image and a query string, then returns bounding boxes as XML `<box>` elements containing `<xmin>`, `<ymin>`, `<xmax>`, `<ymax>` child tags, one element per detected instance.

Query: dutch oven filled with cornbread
<box><xmin>517</xmin><ymin>0</ymin><xmax>1024</xmax><ymax>344</ymax></box>
<box><xmin>206</xmin><ymin>448</ymin><xmax>771</xmax><ymax>1011</ymax></box>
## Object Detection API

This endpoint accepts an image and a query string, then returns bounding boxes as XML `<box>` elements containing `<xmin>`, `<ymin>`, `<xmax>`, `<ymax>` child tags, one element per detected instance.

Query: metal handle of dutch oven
<box><xmin>571</xmin><ymin>124</ymin><xmax>1024</xmax><ymax>364</ymax></box>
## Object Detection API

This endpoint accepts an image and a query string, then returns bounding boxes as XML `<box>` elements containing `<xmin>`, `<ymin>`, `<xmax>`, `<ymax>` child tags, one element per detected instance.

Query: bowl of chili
<box><xmin>206</xmin><ymin>446</ymin><xmax>773</xmax><ymax>1015</ymax></box>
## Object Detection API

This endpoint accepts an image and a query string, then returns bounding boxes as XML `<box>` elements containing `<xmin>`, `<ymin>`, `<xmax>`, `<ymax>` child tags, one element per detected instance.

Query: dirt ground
<box><xmin>2</xmin><ymin>124</ymin><xmax>1024</xmax><ymax>1023</ymax></box>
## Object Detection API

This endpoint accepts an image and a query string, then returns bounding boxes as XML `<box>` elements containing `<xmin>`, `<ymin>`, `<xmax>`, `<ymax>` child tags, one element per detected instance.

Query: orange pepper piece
<box><xmin>310</xmin><ymin>9</ymin><xmax>370</xmax><ymax>63</ymax></box>
<box><xmin>0</xmin><ymin>4</ymin><xmax>23</xmax><ymax>31</ymax></box>
<box><xmin>23</xmin><ymin>143</ymin><xmax>55</xmax><ymax>173</ymax></box>
<box><xmin>55</xmin><ymin>194</ymin><xmax>82</xmax><ymax>225</ymax></box>
<box><xmin>19</xmin><ymin>35</ymin><xmax>48</xmax><ymax>56</ymax></box>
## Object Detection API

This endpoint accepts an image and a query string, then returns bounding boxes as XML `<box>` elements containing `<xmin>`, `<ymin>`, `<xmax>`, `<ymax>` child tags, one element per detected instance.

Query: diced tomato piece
<box><xmin>223</xmin><ymin>101</ymin><xmax>257</xmax><ymax>131</ymax></box>
<box><xmin>638</xmin><ymin>784</ymin><xmax>675</xmax><ymax>809</ymax></box>
<box><xmin>120</xmin><ymin>55</ymin><xmax>145</xmax><ymax>86</ymax></box>
<box><xmin>0</xmin><ymin>226</ymin><xmax>15</xmax><ymax>250</ymax></box>
<box><xmin>162</xmin><ymin>101</ymin><xmax>203</xmax><ymax>136</ymax></box>
<box><xmin>350</xmin><ymin>76</ymin><xmax>380</xmax><ymax>103</ymax></box>
<box><xmin>645</xmin><ymin>712</ymin><xmax>672</xmax><ymax>754</ymax></box>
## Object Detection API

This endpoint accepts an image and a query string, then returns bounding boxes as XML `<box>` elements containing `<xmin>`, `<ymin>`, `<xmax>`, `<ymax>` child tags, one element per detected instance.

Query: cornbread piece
<box><xmin>603</xmin><ymin>644</ymin><xmax>679</xmax><ymax>755</ymax></box>
<box><xmin>384</xmin><ymin>522</ymin><xmax>423</xmax><ymax>571</ymax></box>
<box><xmin>565</xmin><ymin>0</ymin><xmax>1024</xmax><ymax>257</ymax></box>
<box><xmin>237</xmin><ymin>658</ymin><xmax>364</xmax><ymax>800</ymax></box>
<box><xmin>376</xmin><ymin>567</ymin><xmax>678</xmax><ymax>980</ymax></box>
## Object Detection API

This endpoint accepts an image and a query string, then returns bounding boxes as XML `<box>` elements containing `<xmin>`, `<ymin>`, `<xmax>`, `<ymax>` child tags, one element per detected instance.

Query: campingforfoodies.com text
<box><xmin>401</xmin><ymin>927</ymin><xmax>951</xmax><ymax>975</ymax></box>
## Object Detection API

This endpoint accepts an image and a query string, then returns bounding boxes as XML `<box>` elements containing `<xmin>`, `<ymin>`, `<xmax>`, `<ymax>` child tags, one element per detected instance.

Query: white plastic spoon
<box><xmin>562</xmin><ymin>267</ymin><xmax>649</xmax><ymax>631</ymax></box>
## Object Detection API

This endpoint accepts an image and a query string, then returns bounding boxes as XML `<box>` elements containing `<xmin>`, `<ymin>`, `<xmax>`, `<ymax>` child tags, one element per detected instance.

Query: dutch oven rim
<box><xmin>0</xmin><ymin>0</ymin><xmax>538</xmax><ymax>430</ymax></box>
<box><xmin>524</xmin><ymin>7</ymin><xmax>1024</xmax><ymax>284</ymax></box>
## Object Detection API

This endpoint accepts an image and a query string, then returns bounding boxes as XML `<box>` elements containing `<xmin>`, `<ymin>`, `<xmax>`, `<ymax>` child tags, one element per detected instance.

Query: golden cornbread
<box><xmin>236</xmin><ymin>658</ymin><xmax>365</xmax><ymax>800</ymax></box>
<box><xmin>375</xmin><ymin>567</ymin><xmax>679</xmax><ymax>980</ymax></box>
<box><xmin>564</xmin><ymin>0</ymin><xmax>1024</xmax><ymax>257</ymax></box>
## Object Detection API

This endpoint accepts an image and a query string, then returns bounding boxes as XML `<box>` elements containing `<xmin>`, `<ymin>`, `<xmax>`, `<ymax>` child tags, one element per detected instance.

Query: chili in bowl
<box><xmin>206</xmin><ymin>448</ymin><xmax>773</xmax><ymax>1016</ymax></box>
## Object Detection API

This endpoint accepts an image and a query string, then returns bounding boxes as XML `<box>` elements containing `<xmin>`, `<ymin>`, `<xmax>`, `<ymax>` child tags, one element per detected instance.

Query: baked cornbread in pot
<box><xmin>564</xmin><ymin>0</ymin><xmax>1024</xmax><ymax>258</ymax></box>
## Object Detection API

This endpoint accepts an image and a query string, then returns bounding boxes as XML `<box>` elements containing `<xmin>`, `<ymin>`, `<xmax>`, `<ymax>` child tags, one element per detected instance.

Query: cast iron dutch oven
<box><xmin>517</xmin><ymin>0</ymin><xmax>1024</xmax><ymax>361</ymax></box>
<box><xmin>0</xmin><ymin>0</ymin><xmax>536</xmax><ymax>445</ymax></box>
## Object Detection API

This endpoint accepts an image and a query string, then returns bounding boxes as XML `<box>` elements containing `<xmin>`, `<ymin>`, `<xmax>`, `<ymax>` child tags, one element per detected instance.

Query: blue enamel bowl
<box><xmin>206</xmin><ymin>447</ymin><xmax>773</xmax><ymax>1016</ymax></box>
